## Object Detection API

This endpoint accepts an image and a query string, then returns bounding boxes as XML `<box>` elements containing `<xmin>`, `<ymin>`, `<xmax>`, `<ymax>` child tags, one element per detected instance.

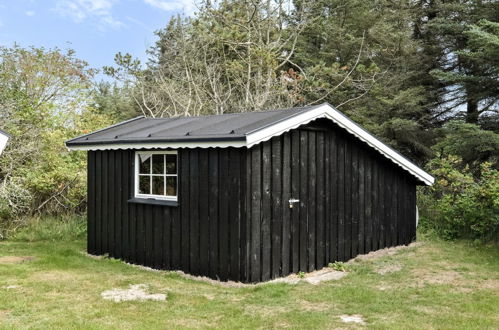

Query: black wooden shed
<box><xmin>66</xmin><ymin>103</ymin><xmax>434</xmax><ymax>283</ymax></box>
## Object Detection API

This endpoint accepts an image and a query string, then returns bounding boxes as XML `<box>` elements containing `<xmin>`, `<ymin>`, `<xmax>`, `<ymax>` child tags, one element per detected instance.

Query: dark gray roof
<box><xmin>66</xmin><ymin>104</ymin><xmax>321</xmax><ymax>147</ymax></box>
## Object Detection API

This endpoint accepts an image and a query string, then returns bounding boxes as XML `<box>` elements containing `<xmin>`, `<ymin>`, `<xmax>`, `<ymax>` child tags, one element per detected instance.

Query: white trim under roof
<box><xmin>67</xmin><ymin>140</ymin><xmax>247</xmax><ymax>151</ymax></box>
<box><xmin>67</xmin><ymin>104</ymin><xmax>434</xmax><ymax>185</ymax></box>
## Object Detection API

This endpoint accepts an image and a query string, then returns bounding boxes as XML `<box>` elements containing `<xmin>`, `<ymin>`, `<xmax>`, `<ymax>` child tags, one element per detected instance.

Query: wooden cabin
<box><xmin>66</xmin><ymin>103</ymin><xmax>434</xmax><ymax>283</ymax></box>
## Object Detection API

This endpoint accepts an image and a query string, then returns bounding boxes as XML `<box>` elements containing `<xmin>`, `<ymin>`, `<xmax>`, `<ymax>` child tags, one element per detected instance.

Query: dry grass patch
<box><xmin>0</xmin><ymin>256</ymin><xmax>36</xmax><ymax>264</ymax></box>
<box><xmin>373</xmin><ymin>264</ymin><xmax>402</xmax><ymax>275</ymax></box>
<box><xmin>243</xmin><ymin>304</ymin><xmax>289</xmax><ymax>317</ymax></box>
<box><xmin>298</xmin><ymin>300</ymin><xmax>332</xmax><ymax>312</ymax></box>
<box><xmin>29</xmin><ymin>270</ymin><xmax>86</xmax><ymax>283</ymax></box>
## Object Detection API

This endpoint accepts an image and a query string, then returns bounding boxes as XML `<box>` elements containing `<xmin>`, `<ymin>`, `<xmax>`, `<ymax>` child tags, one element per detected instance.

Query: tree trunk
<box><xmin>466</xmin><ymin>97</ymin><xmax>479</xmax><ymax>124</ymax></box>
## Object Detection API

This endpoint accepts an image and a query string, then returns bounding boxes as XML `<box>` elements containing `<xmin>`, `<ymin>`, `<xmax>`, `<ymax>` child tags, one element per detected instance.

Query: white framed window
<box><xmin>134</xmin><ymin>151</ymin><xmax>178</xmax><ymax>201</ymax></box>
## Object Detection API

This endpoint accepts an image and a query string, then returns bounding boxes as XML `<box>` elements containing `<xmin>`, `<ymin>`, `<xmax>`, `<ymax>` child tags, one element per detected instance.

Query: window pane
<box><xmin>165</xmin><ymin>154</ymin><xmax>177</xmax><ymax>174</ymax></box>
<box><xmin>152</xmin><ymin>176</ymin><xmax>164</xmax><ymax>195</ymax></box>
<box><xmin>152</xmin><ymin>154</ymin><xmax>164</xmax><ymax>174</ymax></box>
<box><xmin>138</xmin><ymin>175</ymin><xmax>150</xmax><ymax>194</ymax></box>
<box><xmin>166</xmin><ymin>177</ymin><xmax>177</xmax><ymax>196</ymax></box>
<box><xmin>139</xmin><ymin>153</ymin><xmax>151</xmax><ymax>174</ymax></box>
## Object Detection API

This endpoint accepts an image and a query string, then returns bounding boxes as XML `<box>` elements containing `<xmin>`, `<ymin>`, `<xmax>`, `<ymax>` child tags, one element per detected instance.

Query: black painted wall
<box><xmin>87</xmin><ymin>119</ymin><xmax>418</xmax><ymax>283</ymax></box>
<box><xmin>88</xmin><ymin>147</ymin><xmax>248</xmax><ymax>281</ymax></box>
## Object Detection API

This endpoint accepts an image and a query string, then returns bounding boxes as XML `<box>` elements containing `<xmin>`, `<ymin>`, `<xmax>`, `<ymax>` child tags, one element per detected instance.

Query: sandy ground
<box><xmin>348</xmin><ymin>242</ymin><xmax>423</xmax><ymax>263</ymax></box>
<box><xmin>101</xmin><ymin>284</ymin><xmax>167</xmax><ymax>302</ymax></box>
<box><xmin>340</xmin><ymin>314</ymin><xmax>366</xmax><ymax>324</ymax></box>
<box><xmin>0</xmin><ymin>256</ymin><xmax>36</xmax><ymax>264</ymax></box>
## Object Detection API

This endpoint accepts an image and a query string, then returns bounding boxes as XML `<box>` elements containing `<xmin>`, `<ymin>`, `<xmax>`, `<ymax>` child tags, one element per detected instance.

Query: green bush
<box><xmin>418</xmin><ymin>156</ymin><xmax>499</xmax><ymax>242</ymax></box>
<box><xmin>0</xmin><ymin>46</ymin><xmax>115</xmax><ymax>233</ymax></box>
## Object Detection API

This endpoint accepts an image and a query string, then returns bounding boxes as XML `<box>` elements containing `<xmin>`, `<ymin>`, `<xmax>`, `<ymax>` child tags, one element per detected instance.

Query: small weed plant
<box><xmin>328</xmin><ymin>262</ymin><xmax>350</xmax><ymax>272</ymax></box>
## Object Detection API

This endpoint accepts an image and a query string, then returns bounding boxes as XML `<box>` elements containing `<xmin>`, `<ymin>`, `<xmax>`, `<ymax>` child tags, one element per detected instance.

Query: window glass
<box><xmin>138</xmin><ymin>175</ymin><xmax>150</xmax><ymax>194</ymax></box>
<box><xmin>166</xmin><ymin>177</ymin><xmax>177</xmax><ymax>196</ymax></box>
<box><xmin>165</xmin><ymin>154</ymin><xmax>177</xmax><ymax>174</ymax></box>
<box><xmin>152</xmin><ymin>176</ymin><xmax>164</xmax><ymax>195</ymax></box>
<box><xmin>152</xmin><ymin>154</ymin><xmax>164</xmax><ymax>174</ymax></box>
<box><xmin>139</xmin><ymin>153</ymin><xmax>151</xmax><ymax>174</ymax></box>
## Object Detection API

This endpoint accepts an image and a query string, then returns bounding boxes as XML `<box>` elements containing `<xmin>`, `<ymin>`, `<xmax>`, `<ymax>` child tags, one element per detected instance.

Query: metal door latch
<box><xmin>289</xmin><ymin>198</ymin><xmax>300</xmax><ymax>208</ymax></box>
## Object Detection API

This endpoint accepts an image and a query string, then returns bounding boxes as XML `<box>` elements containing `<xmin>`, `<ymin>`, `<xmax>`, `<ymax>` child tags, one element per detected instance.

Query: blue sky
<box><xmin>0</xmin><ymin>0</ymin><xmax>194</xmax><ymax>79</ymax></box>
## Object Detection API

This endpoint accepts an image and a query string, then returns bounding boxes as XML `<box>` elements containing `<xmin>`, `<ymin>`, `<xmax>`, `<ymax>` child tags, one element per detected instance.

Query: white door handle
<box><xmin>289</xmin><ymin>198</ymin><xmax>299</xmax><ymax>208</ymax></box>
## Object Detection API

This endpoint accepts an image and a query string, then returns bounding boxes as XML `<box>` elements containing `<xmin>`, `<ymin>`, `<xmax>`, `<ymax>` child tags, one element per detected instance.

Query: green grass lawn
<box><xmin>0</xmin><ymin>225</ymin><xmax>498</xmax><ymax>329</ymax></box>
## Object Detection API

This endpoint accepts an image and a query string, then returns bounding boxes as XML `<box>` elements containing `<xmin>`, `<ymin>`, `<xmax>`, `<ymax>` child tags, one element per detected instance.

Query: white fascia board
<box><xmin>246</xmin><ymin>103</ymin><xmax>434</xmax><ymax>186</ymax></box>
<box><xmin>0</xmin><ymin>133</ymin><xmax>9</xmax><ymax>155</ymax></box>
<box><xmin>66</xmin><ymin>140</ymin><xmax>246</xmax><ymax>151</ymax></box>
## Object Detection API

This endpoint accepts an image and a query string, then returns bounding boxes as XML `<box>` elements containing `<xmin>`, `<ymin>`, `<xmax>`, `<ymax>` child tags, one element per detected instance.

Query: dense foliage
<box><xmin>419</xmin><ymin>157</ymin><xmax>499</xmax><ymax>241</ymax></box>
<box><xmin>0</xmin><ymin>46</ymin><xmax>112</xmax><ymax>237</ymax></box>
<box><xmin>1</xmin><ymin>0</ymin><xmax>498</xmax><ymax>241</ymax></box>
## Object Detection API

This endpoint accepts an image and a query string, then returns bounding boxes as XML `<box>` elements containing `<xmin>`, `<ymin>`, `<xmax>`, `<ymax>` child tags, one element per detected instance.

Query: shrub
<box><xmin>0</xmin><ymin>46</ymin><xmax>114</xmax><ymax>235</ymax></box>
<box><xmin>418</xmin><ymin>156</ymin><xmax>499</xmax><ymax>242</ymax></box>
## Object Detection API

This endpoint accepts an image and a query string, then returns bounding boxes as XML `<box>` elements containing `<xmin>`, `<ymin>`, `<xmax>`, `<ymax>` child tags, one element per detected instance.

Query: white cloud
<box><xmin>100</xmin><ymin>15</ymin><xmax>124</xmax><ymax>29</ymax></box>
<box><xmin>143</xmin><ymin>0</ymin><xmax>196</xmax><ymax>15</ymax></box>
<box><xmin>26</xmin><ymin>11</ymin><xmax>36</xmax><ymax>16</ymax></box>
<box><xmin>54</xmin><ymin>0</ymin><xmax>124</xmax><ymax>29</ymax></box>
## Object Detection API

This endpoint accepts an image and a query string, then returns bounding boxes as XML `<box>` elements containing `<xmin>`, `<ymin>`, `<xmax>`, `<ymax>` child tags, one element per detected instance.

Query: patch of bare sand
<box><xmin>0</xmin><ymin>310</ymin><xmax>10</xmax><ymax>318</ymax></box>
<box><xmin>174</xmin><ymin>271</ymin><xmax>250</xmax><ymax>288</ymax></box>
<box><xmin>175</xmin><ymin>267</ymin><xmax>347</xmax><ymax>287</ymax></box>
<box><xmin>101</xmin><ymin>284</ymin><xmax>166</xmax><ymax>302</ymax></box>
<box><xmin>272</xmin><ymin>268</ymin><xmax>347</xmax><ymax>285</ymax></box>
<box><xmin>348</xmin><ymin>242</ymin><xmax>423</xmax><ymax>263</ymax></box>
<box><xmin>340</xmin><ymin>314</ymin><xmax>365</xmax><ymax>325</ymax></box>
<box><xmin>479</xmin><ymin>279</ymin><xmax>499</xmax><ymax>292</ymax></box>
<box><xmin>0</xmin><ymin>256</ymin><xmax>36</xmax><ymax>264</ymax></box>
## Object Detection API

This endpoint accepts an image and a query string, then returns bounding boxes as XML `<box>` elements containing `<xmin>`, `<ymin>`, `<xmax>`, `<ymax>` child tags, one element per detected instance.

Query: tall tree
<box><xmin>415</xmin><ymin>0</ymin><xmax>499</xmax><ymax>124</ymax></box>
<box><xmin>106</xmin><ymin>0</ymin><xmax>311</xmax><ymax>117</ymax></box>
<box><xmin>292</xmin><ymin>0</ymin><xmax>434</xmax><ymax>162</ymax></box>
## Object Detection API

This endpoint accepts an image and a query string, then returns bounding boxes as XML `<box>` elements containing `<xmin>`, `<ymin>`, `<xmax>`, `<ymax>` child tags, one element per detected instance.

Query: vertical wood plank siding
<box><xmin>88</xmin><ymin>148</ymin><xmax>249</xmax><ymax>281</ymax></box>
<box><xmin>244</xmin><ymin>120</ymin><xmax>418</xmax><ymax>282</ymax></box>
<box><xmin>87</xmin><ymin>119</ymin><xmax>419</xmax><ymax>283</ymax></box>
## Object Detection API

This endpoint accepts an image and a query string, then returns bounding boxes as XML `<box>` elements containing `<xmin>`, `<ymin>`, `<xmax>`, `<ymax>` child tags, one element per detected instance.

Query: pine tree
<box><xmin>415</xmin><ymin>0</ymin><xmax>499</xmax><ymax>124</ymax></box>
